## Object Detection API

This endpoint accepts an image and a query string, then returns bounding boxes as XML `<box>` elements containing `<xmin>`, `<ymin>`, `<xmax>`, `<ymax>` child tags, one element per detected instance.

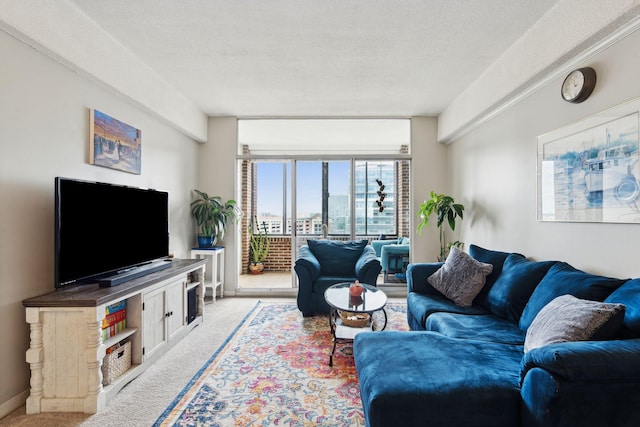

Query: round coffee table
<box><xmin>324</xmin><ymin>282</ymin><xmax>387</xmax><ymax>366</ymax></box>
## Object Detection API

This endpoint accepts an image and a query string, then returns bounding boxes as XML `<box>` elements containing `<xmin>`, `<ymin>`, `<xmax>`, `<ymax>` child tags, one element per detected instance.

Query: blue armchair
<box><xmin>294</xmin><ymin>239</ymin><xmax>381</xmax><ymax>316</ymax></box>
<box><xmin>372</xmin><ymin>237</ymin><xmax>410</xmax><ymax>280</ymax></box>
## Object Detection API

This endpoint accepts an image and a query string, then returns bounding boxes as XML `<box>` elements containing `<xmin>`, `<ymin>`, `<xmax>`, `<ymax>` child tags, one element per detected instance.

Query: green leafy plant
<box><xmin>190</xmin><ymin>190</ymin><xmax>240</xmax><ymax>244</ymax></box>
<box><xmin>249</xmin><ymin>216</ymin><xmax>270</xmax><ymax>264</ymax></box>
<box><xmin>416</xmin><ymin>191</ymin><xmax>465</xmax><ymax>261</ymax></box>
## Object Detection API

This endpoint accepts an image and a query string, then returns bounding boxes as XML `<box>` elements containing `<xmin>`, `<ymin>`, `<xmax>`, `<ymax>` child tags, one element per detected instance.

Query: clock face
<box><xmin>562</xmin><ymin>70</ymin><xmax>585</xmax><ymax>101</ymax></box>
<box><xmin>561</xmin><ymin>67</ymin><xmax>596</xmax><ymax>103</ymax></box>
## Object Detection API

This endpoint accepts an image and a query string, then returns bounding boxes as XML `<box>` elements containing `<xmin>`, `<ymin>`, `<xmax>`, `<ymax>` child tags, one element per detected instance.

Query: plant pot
<box><xmin>249</xmin><ymin>262</ymin><xmax>264</xmax><ymax>274</ymax></box>
<box><xmin>197</xmin><ymin>235</ymin><xmax>216</xmax><ymax>248</ymax></box>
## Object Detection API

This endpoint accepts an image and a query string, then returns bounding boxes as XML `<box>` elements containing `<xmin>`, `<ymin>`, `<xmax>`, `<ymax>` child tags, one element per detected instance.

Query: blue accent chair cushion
<box><xmin>308</xmin><ymin>238</ymin><xmax>368</xmax><ymax>276</ymax></box>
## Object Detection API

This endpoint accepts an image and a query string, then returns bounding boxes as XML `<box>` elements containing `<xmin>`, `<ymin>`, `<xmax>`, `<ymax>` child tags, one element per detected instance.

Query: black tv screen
<box><xmin>55</xmin><ymin>177</ymin><xmax>169</xmax><ymax>288</ymax></box>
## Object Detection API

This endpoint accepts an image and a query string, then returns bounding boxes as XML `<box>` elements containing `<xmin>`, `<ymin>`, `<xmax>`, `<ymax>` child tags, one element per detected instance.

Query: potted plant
<box><xmin>190</xmin><ymin>190</ymin><xmax>240</xmax><ymax>248</ymax></box>
<box><xmin>416</xmin><ymin>191</ymin><xmax>465</xmax><ymax>261</ymax></box>
<box><xmin>249</xmin><ymin>216</ymin><xmax>270</xmax><ymax>274</ymax></box>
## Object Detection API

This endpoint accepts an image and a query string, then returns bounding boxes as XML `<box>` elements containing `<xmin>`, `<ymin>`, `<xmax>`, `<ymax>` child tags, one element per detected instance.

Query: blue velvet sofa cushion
<box><xmin>468</xmin><ymin>244</ymin><xmax>514</xmax><ymax>308</ymax></box>
<box><xmin>519</xmin><ymin>262</ymin><xmax>627</xmax><ymax>330</ymax></box>
<box><xmin>308</xmin><ymin>239</ymin><xmax>367</xmax><ymax>276</ymax></box>
<box><xmin>407</xmin><ymin>291</ymin><xmax>487</xmax><ymax>331</ymax></box>
<box><xmin>484</xmin><ymin>254</ymin><xmax>557</xmax><ymax>323</ymax></box>
<box><xmin>426</xmin><ymin>312</ymin><xmax>526</xmax><ymax>345</ymax></box>
<box><xmin>406</xmin><ymin>263</ymin><xmax>443</xmax><ymax>296</ymax></box>
<box><xmin>354</xmin><ymin>331</ymin><xmax>524</xmax><ymax>427</ymax></box>
<box><xmin>605</xmin><ymin>277</ymin><xmax>640</xmax><ymax>338</ymax></box>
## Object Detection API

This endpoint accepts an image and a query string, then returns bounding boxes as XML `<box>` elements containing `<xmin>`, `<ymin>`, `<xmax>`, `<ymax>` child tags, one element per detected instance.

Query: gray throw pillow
<box><xmin>427</xmin><ymin>246</ymin><xmax>493</xmax><ymax>307</ymax></box>
<box><xmin>524</xmin><ymin>294</ymin><xmax>625</xmax><ymax>353</ymax></box>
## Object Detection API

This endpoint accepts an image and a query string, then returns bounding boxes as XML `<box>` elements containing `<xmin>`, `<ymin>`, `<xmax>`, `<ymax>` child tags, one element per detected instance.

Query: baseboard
<box><xmin>0</xmin><ymin>389</ymin><xmax>28</xmax><ymax>420</ymax></box>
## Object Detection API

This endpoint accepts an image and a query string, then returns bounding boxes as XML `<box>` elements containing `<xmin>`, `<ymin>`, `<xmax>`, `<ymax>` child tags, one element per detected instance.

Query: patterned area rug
<box><xmin>154</xmin><ymin>301</ymin><xmax>408</xmax><ymax>426</ymax></box>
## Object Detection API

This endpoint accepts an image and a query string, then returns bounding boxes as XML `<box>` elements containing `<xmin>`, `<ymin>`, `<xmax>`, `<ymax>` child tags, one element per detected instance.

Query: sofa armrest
<box><xmin>381</xmin><ymin>244</ymin><xmax>410</xmax><ymax>255</ymax></box>
<box><xmin>521</xmin><ymin>338</ymin><xmax>640</xmax><ymax>383</ymax></box>
<box><xmin>356</xmin><ymin>246</ymin><xmax>382</xmax><ymax>285</ymax></box>
<box><xmin>371</xmin><ymin>239</ymin><xmax>397</xmax><ymax>257</ymax></box>
<box><xmin>294</xmin><ymin>246</ymin><xmax>321</xmax><ymax>283</ymax></box>
<box><xmin>520</xmin><ymin>339</ymin><xmax>640</xmax><ymax>426</ymax></box>
<box><xmin>406</xmin><ymin>262</ymin><xmax>443</xmax><ymax>295</ymax></box>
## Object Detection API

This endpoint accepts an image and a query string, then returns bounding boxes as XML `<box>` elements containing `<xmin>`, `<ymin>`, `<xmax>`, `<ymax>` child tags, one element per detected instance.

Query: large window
<box><xmin>355</xmin><ymin>161</ymin><xmax>395</xmax><ymax>236</ymax></box>
<box><xmin>254</xmin><ymin>161</ymin><xmax>290</xmax><ymax>234</ymax></box>
<box><xmin>253</xmin><ymin>160</ymin><xmax>398</xmax><ymax>237</ymax></box>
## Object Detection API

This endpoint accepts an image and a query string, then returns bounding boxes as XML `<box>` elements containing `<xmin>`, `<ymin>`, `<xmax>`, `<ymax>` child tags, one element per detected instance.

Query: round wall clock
<box><xmin>561</xmin><ymin>67</ymin><xmax>596</xmax><ymax>103</ymax></box>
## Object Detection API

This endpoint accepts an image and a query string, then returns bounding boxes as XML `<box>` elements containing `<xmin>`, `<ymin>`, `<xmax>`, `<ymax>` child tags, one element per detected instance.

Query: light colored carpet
<box><xmin>1</xmin><ymin>297</ymin><xmax>406</xmax><ymax>426</ymax></box>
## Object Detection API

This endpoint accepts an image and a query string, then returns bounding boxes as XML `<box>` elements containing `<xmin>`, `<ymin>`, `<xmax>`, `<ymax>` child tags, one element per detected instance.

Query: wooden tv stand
<box><xmin>22</xmin><ymin>258</ymin><xmax>206</xmax><ymax>414</ymax></box>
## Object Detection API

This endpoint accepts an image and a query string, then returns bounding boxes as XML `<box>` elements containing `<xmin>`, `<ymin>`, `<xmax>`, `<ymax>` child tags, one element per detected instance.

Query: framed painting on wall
<box><xmin>538</xmin><ymin>98</ymin><xmax>640</xmax><ymax>223</ymax></box>
<box><xmin>90</xmin><ymin>109</ymin><xmax>142</xmax><ymax>174</ymax></box>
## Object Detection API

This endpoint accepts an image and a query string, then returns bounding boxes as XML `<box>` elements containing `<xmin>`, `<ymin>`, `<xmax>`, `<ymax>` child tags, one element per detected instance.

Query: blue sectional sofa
<box><xmin>354</xmin><ymin>244</ymin><xmax>640</xmax><ymax>427</ymax></box>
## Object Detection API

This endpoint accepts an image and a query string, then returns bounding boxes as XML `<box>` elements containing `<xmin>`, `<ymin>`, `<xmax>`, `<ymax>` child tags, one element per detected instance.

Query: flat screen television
<box><xmin>55</xmin><ymin>177</ymin><xmax>170</xmax><ymax>288</ymax></box>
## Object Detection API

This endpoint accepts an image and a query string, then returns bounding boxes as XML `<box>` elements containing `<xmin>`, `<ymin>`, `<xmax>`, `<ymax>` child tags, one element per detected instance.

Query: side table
<box><xmin>191</xmin><ymin>247</ymin><xmax>225</xmax><ymax>302</ymax></box>
<box><xmin>324</xmin><ymin>282</ymin><xmax>387</xmax><ymax>366</ymax></box>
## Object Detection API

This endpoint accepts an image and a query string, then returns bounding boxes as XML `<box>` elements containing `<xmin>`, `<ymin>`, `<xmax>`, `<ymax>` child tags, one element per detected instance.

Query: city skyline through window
<box><xmin>253</xmin><ymin>160</ymin><xmax>397</xmax><ymax>236</ymax></box>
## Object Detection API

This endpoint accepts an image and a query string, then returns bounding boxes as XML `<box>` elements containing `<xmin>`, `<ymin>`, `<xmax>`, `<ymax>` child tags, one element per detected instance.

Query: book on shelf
<box><xmin>102</xmin><ymin>319</ymin><xmax>127</xmax><ymax>342</ymax></box>
<box><xmin>102</xmin><ymin>308</ymin><xmax>127</xmax><ymax>329</ymax></box>
<box><xmin>105</xmin><ymin>300</ymin><xmax>126</xmax><ymax>315</ymax></box>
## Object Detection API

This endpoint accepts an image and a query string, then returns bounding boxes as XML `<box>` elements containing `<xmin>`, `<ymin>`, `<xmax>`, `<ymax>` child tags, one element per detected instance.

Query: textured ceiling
<box><xmin>69</xmin><ymin>0</ymin><xmax>559</xmax><ymax>118</ymax></box>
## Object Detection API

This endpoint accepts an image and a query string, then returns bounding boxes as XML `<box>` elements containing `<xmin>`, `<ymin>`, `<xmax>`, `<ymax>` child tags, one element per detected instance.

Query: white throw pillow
<box><xmin>427</xmin><ymin>246</ymin><xmax>493</xmax><ymax>307</ymax></box>
<box><xmin>524</xmin><ymin>294</ymin><xmax>625</xmax><ymax>353</ymax></box>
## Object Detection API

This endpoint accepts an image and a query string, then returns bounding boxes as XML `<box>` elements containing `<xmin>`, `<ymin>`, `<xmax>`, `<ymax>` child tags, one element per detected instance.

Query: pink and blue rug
<box><xmin>154</xmin><ymin>301</ymin><xmax>408</xmax><ymax>426</ymax></box>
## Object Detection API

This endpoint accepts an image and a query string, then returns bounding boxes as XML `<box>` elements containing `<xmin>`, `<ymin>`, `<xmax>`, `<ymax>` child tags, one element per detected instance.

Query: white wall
<box><xmin>0</xmin><ymin>31</ymin><xmax>199</xmax><ymax>416</ymax></box>
<box><xmin>0</xmin><ymin>0</ymin><xmax>208</xmax><ymax>142</ymax></box>
<box><xmin>438</xmin><ymin>0</ymin><xmax>640</xmax><ymax>143</ymax></box>
<box><xmin>198</xmin><ymin>117</ymin><xmax>241</xmax><ymax>293</ymax></box>
<box><xmin>410</xmin><ymin>117</ymin><xmax>446</xmax><ymax>262</ymax></box>
<box><xmin>447</xmin><ymin>27</ymin><xmax>640</xmax><ymax>278</ymax></box>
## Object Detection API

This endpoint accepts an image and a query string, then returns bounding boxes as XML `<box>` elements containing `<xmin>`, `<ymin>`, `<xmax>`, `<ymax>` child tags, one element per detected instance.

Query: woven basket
<box><xmin>338</xmin><ymin>311</ymin><xmax>370</xmax><ymax>328</ymax></box>
<box><xmin>102</xmin><ymin>340</ymin><xmax>131</xmax><ymax>385</ymax></box>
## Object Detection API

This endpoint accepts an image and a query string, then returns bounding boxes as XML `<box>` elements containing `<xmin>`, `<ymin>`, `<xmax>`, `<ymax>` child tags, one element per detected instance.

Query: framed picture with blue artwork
<box><xmin>90</xmin><ymin>109</ymin><xmax>142</xmax><ymax>174</ymax></box>
<box><xmin>538</xmin><ymin>98</ymin><xmax>640</xmax><ymax>223</ymax></box>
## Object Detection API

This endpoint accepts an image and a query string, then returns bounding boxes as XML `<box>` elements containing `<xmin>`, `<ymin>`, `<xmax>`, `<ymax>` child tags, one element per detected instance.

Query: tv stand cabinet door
<box><xmin>166</xmin><ymin>279</ymin><xmax>185</xmax><ymax>342</ymax></box>
<box><xmin>142</xmin><ymin>287</ymin><xmax>167</xmax><ymax>360</ymax></box>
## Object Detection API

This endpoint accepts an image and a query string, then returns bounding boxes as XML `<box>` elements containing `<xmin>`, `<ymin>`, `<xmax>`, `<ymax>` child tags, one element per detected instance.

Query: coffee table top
<box><xmin>324</xmin><ymin>282</ymin><xmax>387</xmax><ymax>313</ymax></box>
